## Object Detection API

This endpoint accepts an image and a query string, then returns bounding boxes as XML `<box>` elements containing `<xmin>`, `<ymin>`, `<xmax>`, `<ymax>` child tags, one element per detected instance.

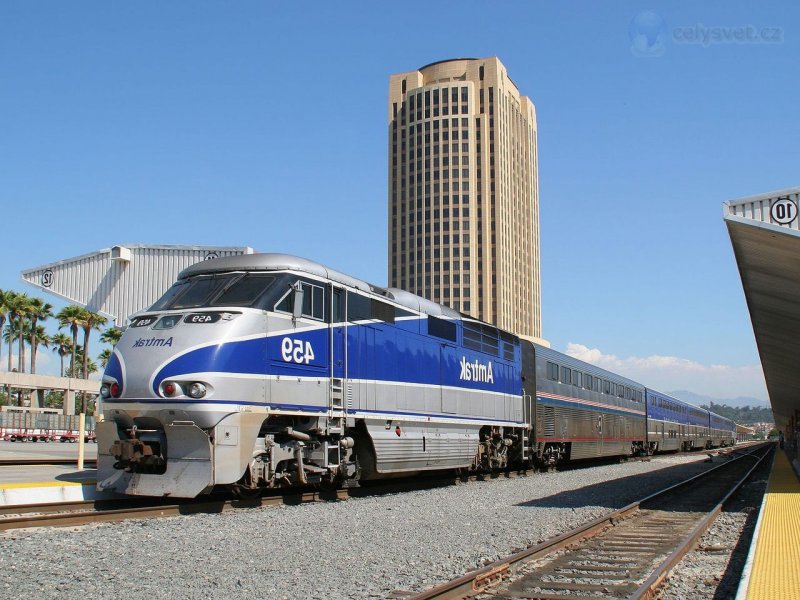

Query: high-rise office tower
<box><xmin>388</xmin><ymin>57</ymin><xmax>541</xmax><ymax>340</ymax></box>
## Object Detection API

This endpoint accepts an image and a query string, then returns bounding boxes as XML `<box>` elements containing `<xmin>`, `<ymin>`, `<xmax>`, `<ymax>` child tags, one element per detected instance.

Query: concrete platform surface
<box><xmin>0</xmin><ymin>439</ymin><xmax>98</xmax><ymax>461</ymax></box>
<box><xmin>0</xmin><ymin>464</ymin><xmax>103</xmax><ymax>506</ymax></box>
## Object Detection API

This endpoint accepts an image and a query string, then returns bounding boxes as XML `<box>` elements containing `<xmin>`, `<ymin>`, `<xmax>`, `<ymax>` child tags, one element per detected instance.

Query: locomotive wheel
<box><xmin>231</xmin><ymin>484</ymin><xmax>262</xmax><ymax>501</ymax></box>
<box><xmin>231</xmin><ymin>470</ymin><xmax>262</xmax><ymax>501</ymax></box>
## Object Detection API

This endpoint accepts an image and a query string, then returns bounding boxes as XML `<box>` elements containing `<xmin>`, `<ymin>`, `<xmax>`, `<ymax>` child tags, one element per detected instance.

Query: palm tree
<box><xmin>0</xmin><ymin>289</ymin><xmax>12</xmax><ymax>371</ymax></box>
<box><xmin>2</xmin><ymin>320</ymin><xmax>25</xmax><ymax>407</ymax></box>
<box><xmin>81</xmin><ymin>310</ymin><xmax>107</xmax><ymax>380</ymax></box>
<box><xmin>2</xmin><ymin>319</ymin><xmax>22</xmax><ymax>372</ymax></box>
<box><xmin>78</xmin><ymin>310</ymin><xmax>107</xmax><ymax>413</ymax></box>
<box><xmin>27</xmin><ymin>297</ymin><xmax>53</xmax><ymax>374</ymax></box>
<box><xmin>70</xmin><ymin>345</ymin><xmax>98</xmax><ymax>378</ymax></box>
<box><xmin>98</xmin><ymin>348</ymin><xmax>112</xmax><ymax>368</ymax></box>
<box><xmin>6</xmin><ymin>292</ymin><xmax>31</xmax><ymax>373</ymax></box>
<box><xmin>31</xmin><ymin>326</ymin><xmax>50</xmax><ymax>373</ymax></box>
<box><xmin>100</xmin><ymin>327</ymin><xmax>123</xmax><ymax>347</ymax></box>
<box><xmin>51</xmin><ymin>332</ymin><xmax>72</xmax><ymax>377</ymax></box>
<box><xmin>57</xmin><ymin>305</ymin><xmax>86</xmax><ymax>379</ymax></box>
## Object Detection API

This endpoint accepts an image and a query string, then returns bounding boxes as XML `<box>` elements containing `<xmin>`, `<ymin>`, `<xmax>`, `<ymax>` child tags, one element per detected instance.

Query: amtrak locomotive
<box><xmin>96</xmin><ymin>254</ymin><xmax>735</xmax><ymax>498</ymax></box>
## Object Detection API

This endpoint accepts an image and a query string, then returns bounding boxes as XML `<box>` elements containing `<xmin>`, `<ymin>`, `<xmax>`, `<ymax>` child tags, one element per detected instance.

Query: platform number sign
<box><xmin>770</xmin><ymin>197</ymin><xmax>798</xmax><ymax>225</ymax></box>
<box><xmin>41</xmin><ymin>270</ymin><xmax>53</xmax><ymax>288</ymax></box>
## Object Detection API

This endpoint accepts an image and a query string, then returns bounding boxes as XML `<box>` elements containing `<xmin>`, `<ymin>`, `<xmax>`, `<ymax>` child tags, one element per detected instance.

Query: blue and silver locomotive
<box><xmin>96</xmin><ymin>254</ymin><xmax>736</xmax><ymax>497</ymax></box>
<box><xmin>97</xmin><ymin>254</ymin><xmax>527</xmax><ymax>497</ymax></box>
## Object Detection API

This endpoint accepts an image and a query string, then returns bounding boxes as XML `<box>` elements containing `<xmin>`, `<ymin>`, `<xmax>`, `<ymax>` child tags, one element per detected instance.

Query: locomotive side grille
<box><xmin>542</xmin><ymin>406</ymin><xmax>555</xmax><ymax>437</ymax></box>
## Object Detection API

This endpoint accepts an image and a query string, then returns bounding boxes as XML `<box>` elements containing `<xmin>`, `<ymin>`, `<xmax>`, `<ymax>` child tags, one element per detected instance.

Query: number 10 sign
<box><xmin>770</xmin><ymin>197</ymin><xmax>798</xmax><ymax>225</ymax></box>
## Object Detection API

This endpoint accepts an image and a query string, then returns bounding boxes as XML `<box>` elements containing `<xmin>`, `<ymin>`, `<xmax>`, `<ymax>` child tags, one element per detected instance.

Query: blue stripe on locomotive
<box><xmin>152</xmin><ymin>316</ymin><xmax>520</xmax><ymax>397</ymax></box>
<box><xmin>105</xmin><ymin>351</ymin><xmax>124</xmax><ymax>388</ymax></box>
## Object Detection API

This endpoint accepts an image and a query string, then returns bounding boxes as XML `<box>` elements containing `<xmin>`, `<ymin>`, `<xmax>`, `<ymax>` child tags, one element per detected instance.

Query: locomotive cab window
<box><xmin>151</xmin><ymin>274</ymin><xmax>237</xmax><ymax>310</ymax></box>
<box><xmin>211</xmin><ymin>274</ymin><xmax>277</xmax><ymax>307</ymax></box>
<box><xmin>275</xmin><ymin>281</ymin><xmax>325</xmax><ymax>321</ymax></box>
<box><xmin>149</xmin><ymin>281</ymin><xmax>188</xmax><ymax>310</ymax></box>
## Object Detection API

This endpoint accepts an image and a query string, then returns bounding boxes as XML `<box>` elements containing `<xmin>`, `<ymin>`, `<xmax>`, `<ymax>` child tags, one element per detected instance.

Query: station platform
<box><xmin>0</xmin><ymin>464</ymin><xmax>103</xmax><ymax>506</ymax></box>
<box><xmin>0</xmin><ymin>439</ymin><xmax>107</xmax><ymax>506</ymax></box>
<box><xmin>737</xmin><ymin>449</ymin><xmax>800</xmax><ymax>599</ymax></box>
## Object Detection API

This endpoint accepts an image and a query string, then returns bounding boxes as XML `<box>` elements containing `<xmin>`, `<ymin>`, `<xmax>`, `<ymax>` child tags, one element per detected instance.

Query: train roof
<box><xmin>531</xmin><ymin>342</ymin><xmax>645</xmax><ymax>389</ymax></box>
<box><xmin>179</xmin><ymin>253</ymin><xmax>461</xmax><ymax>319</ymax></box>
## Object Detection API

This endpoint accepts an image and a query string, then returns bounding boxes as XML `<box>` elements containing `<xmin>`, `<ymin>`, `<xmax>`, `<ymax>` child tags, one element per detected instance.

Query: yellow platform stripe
<box><xmin>0</xmin><ymin>480</ymin><xmax>96</xmax><ymax>490</ymax></box>
<box><xmin>747</xmin><ymin>451</ymin><xmax>800</xmax><ymax>600</ymax></box>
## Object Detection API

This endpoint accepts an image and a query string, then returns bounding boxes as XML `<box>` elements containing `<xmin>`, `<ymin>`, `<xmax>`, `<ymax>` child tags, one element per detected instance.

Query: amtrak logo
<box><xmin>132</xmin><ymin>337</ymin><xmax>174</xmax><ymax>348</ymax></box>
<box><xmin>459</xmin><ymin>357</ymin><xmax>494</xmax><ymax>383</ymax></box>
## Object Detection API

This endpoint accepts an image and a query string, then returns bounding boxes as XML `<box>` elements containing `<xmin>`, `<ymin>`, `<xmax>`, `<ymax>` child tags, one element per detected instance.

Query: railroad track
<box><xmin>0</xmin><ymin>458</ymin><xmax>97</xmax><ymax>467</ymax></box>
<box><xmin>0</xmin><ymin>444</ymin><xmax>765</xmax><ymax>535</ymax></box>
<box><xmin>0</xmin><ymin>471</ymin><xmax>501</xmax><ymax>532</ymax></box>
<box><xmin>411</xmin><ymin>442</ymin><xmax>773</xmax><ymax>599</ymax></box>
<box><xmin>0</xmin><ymin>489</ymin><xmax>348</xmax><ymax>532</ymax></box>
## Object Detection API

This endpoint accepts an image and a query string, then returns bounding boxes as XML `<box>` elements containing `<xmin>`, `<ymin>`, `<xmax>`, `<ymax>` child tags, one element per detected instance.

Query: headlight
<box><xmin>188</xmin><ymin>382</ymin><xmax>207</xmax><ymax>399</ymax></box>
<box><xmin>100</xmin><ymin>384</ymin><xmax>110</xmax><ymax>398</ymax></box>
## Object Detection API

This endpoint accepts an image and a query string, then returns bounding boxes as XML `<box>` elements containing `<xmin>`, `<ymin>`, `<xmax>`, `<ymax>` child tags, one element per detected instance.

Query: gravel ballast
<box><xmin>0</xmin><ymin>454</ymin><xmax>735</xmax><ymax>599</ymax></box>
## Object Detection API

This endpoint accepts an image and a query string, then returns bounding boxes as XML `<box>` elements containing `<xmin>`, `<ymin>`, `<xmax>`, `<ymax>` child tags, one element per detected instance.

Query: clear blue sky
<box><xmin>1</xmin><ymin>1</ymin><xmax>797</xmax><ymax>400</ymax></box>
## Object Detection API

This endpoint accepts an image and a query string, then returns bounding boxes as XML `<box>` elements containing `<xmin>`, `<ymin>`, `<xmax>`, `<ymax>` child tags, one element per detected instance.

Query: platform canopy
<box><xmin>21</xmin><ymin>244</ymin><xmax>253</xmax><ymax>327</ymax></box>
<box><xmin>724</xmin><ymin>187</ymin><xmax>800</xmax><ymax>430</ymax></box>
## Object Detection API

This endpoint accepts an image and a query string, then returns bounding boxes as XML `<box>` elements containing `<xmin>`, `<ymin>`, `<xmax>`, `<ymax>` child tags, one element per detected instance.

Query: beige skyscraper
<box><xmin>388</xmin><ymin>57</ymin><xmax>541</xmax><ymax>340</ymax></box>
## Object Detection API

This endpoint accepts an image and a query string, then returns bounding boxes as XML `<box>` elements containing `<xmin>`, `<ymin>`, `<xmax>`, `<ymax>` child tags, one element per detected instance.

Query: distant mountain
<box><xmin>667</xmin><ymin>390</ymin><xmax>770</xmax><ymax>409</ymax></box>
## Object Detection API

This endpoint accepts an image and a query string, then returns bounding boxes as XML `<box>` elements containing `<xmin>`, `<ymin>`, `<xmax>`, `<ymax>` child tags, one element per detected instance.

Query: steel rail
<box><xmin>0</xmin><ymin>499</ymin><xmax>97</xmax><ymax>517</ymax></box>
<box><xmin>632</xmin><ymin>444</ymin><xmax>773</xmax><ymax>599</ymax></box>
<box><xmin>0</xmin><ymin>458</ymin><xmax>97</xmax><ymax>467</ymax></box>
<box><xmin>409</xmin><ymin>442</ymin><xmax>773</xmax><ymax>600</ymax></box>
<box><xmin>0</xmin><ymin>470</ymin><xmax>508</xmax><ymax>531</ymax></box>
<box><xmin>0</xmin><ymin>489</ymin><xmax>347</xmax><ymax>532</ymax></box>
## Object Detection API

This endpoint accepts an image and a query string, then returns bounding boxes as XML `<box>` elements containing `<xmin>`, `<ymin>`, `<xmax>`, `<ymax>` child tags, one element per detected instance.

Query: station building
<box><xmin>21</xmin><ymin>244</ymin><xmax>253</xmax><ymax>327</ymax></box>
<box><xmin>724</xmin><ymin>186</ymin><xmax>800</xmax><ymax>451</ymax></box>
<box><xmin>4</xmin><ymin>244</ymin><xmax>252</xmax><ymax>414</ymax></box>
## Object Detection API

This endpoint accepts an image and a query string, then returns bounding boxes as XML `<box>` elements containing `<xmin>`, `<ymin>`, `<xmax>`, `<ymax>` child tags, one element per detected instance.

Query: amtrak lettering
<box><xmin>459</xmin><ymin>356</ymin><xmax>494</xmax><ymax>384</ymax></box>
<box><xmin>132</xmin><ymin>337</ymin><xmax>174</xmax><ymax>348</ymax></box>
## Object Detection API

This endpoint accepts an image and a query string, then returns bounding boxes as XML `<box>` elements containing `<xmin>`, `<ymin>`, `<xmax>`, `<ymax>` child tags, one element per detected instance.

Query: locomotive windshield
<box><xmin>150</xmin><ymin>273</ymin><xmax>279</xmax><ymax>310</ymax></box>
